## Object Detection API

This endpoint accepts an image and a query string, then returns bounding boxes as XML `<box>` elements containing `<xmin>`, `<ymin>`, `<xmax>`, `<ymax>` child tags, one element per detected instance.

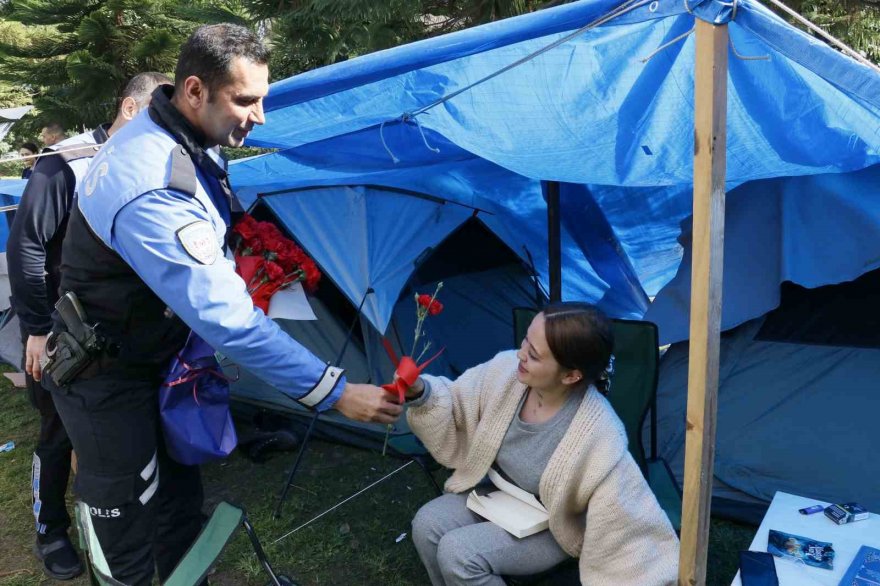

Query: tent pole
<box><xmin>679</xmin><ymin>19</ymin><xmax>728</xmax><ymax>586</ymax></box>
<box><xmin>546</xmin><ymin>181</ymin><xmax>562</xmax><ymax>302</ymax></box>
<box><xmin>273</xmin><ymin>287</ymin><xmax>374</xmax><ymax>519</ymax></box>
<box><xmin>273</xmin><ymin>411</ymin><xmax>319</xmax><ymax>519</ymax></box>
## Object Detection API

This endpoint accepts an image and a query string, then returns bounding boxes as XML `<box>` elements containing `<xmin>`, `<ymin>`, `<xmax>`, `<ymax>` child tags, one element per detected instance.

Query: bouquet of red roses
<box><xmin>231</xmin><ymin>214</ymin><xmax>321</xmax><ymax>313</ymax></box>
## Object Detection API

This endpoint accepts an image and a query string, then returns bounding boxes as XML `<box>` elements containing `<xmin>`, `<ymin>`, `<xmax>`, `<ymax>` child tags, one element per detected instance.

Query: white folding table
<box><xmin>731</xmin><ymin>491</ymin><xmax>880</xmax><ymax>585</ymax></box>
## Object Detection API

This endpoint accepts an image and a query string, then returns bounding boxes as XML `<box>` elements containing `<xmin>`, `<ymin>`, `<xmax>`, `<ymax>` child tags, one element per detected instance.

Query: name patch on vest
<box><xmin>176</xmin><ymin>221</ymin><xmax>218</xmax><ymax>265</ymax></box>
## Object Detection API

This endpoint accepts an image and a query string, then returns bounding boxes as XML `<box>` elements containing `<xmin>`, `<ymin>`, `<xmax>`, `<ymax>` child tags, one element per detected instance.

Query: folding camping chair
<box><xmin>75</xmin><ymin>501</ymin><xmax>294</xmax><ymax>586</ymax></box>
<box><xmin>606</xmin><ymin>318</ymin><xmax>682</xmax><ymax>534</ymax></box>
<box><xmin>504</xmin><ymin>308</ymin><xmax>682</xmax><ymax>585</ymax></box>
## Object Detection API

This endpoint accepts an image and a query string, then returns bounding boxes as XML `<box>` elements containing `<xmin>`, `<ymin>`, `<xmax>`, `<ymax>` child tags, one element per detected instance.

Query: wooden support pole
<box><xmin>678</xmin><ymin>19</ymin><xmax>728</xmax><ymax>586</ymax></box>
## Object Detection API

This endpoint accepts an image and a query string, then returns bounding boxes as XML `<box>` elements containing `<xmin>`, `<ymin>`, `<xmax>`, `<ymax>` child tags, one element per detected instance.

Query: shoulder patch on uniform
<box><xmin>168</xmin><ymin>145</ymin><xmax>198</xmax><ymax>197</ymax></box>
<box><xmin>176</xmin><ymin>221</ymin><xmax>218</xmax><ymax>265</ymax></box>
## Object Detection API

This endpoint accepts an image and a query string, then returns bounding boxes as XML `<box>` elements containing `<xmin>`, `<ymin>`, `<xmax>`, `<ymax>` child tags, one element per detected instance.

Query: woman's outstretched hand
<box><xmin>391</xmin><ymin>373</ymin><xmax>425</xmax><ymax>400</ymax></box>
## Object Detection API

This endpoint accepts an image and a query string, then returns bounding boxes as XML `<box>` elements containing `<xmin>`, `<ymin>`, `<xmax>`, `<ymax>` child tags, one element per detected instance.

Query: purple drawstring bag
<box><xmin>159</xmin><ymin>332</ymin><xmax>237</xmax><ymax>465</ymax></box>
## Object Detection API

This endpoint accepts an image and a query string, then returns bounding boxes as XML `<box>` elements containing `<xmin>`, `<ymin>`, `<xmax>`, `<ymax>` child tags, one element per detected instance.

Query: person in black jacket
<box><xmin>18</xmin><ymin>142</ymin><xmax>38</xmax><ymax>179</ymax></box>
<box><xmin>6</xmin><ymin>72</ymin><xmax>171</xmax><ymax>581</ymax></box>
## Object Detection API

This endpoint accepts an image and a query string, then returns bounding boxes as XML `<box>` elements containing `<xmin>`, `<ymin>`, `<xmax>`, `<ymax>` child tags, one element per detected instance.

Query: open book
<box><xmin>466</xmin><ymin>467</ymin><xmax>549</xmax><ymax>538</ymax></box>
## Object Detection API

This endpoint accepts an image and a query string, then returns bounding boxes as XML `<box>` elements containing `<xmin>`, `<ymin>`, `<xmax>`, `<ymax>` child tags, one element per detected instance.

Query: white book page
<box><xmin>487</xmin><ymin>468</ymin><xmax>547</xmax><ymax>514</ymax></box>
<box><xmin>467</xmin><ymin>491</ymin><xmax>549</xmax><ymax>538</ymax></box>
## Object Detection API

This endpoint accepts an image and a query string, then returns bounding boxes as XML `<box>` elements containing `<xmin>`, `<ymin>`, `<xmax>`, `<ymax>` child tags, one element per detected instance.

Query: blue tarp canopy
<box><xmin>0</xmin><ymin>178</ymin><xmax>26</xmax><ymax>254</ymax></box>
<box><xmin>0</xmin><ymin>178</ymin><xmax>26</xmax><ymax>199</ymax></box>
<box><xmin>229</xmin><ymin>0</ymin><xmax>880</xmax><ymax>342</ymax></box>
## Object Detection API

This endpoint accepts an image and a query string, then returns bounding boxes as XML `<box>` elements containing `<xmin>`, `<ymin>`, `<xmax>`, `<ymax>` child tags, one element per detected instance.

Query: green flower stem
<box><xmin>409</xmin><ymin>282</ymin><xmax>444</xmax><ymax>357</ymax></box>
<box><xmin>382</xmin><ymin>424</ymin><xmax>392</xmax><ymax>456</ymax></box>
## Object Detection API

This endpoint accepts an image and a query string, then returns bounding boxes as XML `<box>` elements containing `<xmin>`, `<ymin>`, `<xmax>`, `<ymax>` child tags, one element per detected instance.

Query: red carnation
<box><xmin>248</xmin><ymin>237</ymin><xmax>264</xmax><ymax>255</ymax></box>
<box><xmin>258</xmin><ymin>221</ymin><xmax>283</xmax><ymax>240</ymax></box>
<box><xmin>262</xmin><ymin>234</ymin><xmax>284</xmax><ymax>255</ymax></box>
<box><xmin>303</xmin><ymin>261</ymin><xmax>321</xmax><ymax>292</ymax></box>
<box><xmin>418</xmin><ymin>294</ymin><xmax>443</xmax><ymax>316</ymax></box>
<box><xmin>275</xmin><ymin>242</ymin><xmax>296</xmax><ymax>273</ymax></box>
<box><xmin>234</xmin><ymin>219</ymin><xmax>258</xmax><ymax>241</ymax></box>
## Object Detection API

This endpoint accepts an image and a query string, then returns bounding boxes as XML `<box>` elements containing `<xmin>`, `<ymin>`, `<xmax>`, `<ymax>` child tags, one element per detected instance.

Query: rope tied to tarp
<box><xmin>0</xmin><ymin>143</ymin><xmax>103</xmax><ymax>165</ymax></box>
<box><xmin>379</xmin><ymin>120</ymin><xmax>401</xmax><ymax>163</ymax></box>
<box><xmin>380</xmin><ymin>113</ymin><xmax>441</xmax><ymax>164</ymax></box>
<box><xmin>643</xmin><ymin>0</ymin><xmax>768</xmax><ymax>64</ymax></box>
<box><xmin>639</xmin><ymin>26</ymin><xmax>696</xmax><ymax>63</ymax></box>
<box><xmin>407</xmin><ymin>113</ymin><xmax>441</xmax><ymax>154</ymax></box>
<box><xmin>270</xmin><ymin>460</ymin><xmax>415</xmax><ymax>545</ymax></box>
<box><xmin>762</xmin><ymin>0</ymin><xmax>880</xmax><ymax>73</ymax></box>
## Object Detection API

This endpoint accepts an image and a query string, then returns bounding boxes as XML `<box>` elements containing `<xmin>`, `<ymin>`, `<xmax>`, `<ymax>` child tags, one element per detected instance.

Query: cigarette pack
<box><xmin>824</xmin><ymin>503</ymin><xmax>869</xmax><ymax>525</ymax></box>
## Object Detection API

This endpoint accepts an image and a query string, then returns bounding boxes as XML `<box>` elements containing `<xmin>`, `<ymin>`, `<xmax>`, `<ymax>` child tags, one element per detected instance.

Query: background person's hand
<box><xmin>334</xmin><ymin>382</ymin><xmax>402</xmax><ymax>424</ymax></box>
<box><xmin>25</xmin><ymin>334</ymin><xmax>48</xmax><ymax>381</ymax></box>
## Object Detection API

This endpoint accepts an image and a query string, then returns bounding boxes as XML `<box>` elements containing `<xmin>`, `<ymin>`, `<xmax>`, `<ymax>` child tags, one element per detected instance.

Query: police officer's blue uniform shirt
<box><xmin>78</xmin><ymin>109</ymin><xmax>345</xmax><ymax>410</ymax></box>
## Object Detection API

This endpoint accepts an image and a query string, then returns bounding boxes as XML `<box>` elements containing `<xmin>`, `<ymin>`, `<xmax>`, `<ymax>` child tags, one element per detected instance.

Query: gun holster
<box><xmin>43</xmin><ymin>331</ymin><xmax>93</xmax><ymax>387</ymax></box>
<box><xmin>43</xmin><ymin>292</ymin><xmax>106</xmax><ymax>387</ymax></box>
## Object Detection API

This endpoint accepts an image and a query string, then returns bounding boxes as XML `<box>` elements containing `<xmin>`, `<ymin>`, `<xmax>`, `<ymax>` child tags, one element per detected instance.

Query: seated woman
<box><xmin>405</xmin><ymin>302</ymin><xmax>679</xmax><ymax>585</ymax></box>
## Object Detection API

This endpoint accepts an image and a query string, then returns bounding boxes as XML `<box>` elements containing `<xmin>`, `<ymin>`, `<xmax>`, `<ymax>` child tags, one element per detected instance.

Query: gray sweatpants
<box><xmin>411</xmin><ymin>493</ymin><xmax>572</xmax><ymax>585</ymax></box>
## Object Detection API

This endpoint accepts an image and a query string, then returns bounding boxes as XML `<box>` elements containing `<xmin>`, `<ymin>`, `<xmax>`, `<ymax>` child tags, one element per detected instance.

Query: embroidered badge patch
<box><xmin>176</xmin><ymin>221</ymin><xmax>218</xmax><ymax>265</ymax></box>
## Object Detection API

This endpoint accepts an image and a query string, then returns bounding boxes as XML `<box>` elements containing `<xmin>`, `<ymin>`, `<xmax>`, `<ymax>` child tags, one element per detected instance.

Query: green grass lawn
<box><xmin>0</xmin><ymin>372</ymin><xmax>755</xmax><ymax>585</ymax></box>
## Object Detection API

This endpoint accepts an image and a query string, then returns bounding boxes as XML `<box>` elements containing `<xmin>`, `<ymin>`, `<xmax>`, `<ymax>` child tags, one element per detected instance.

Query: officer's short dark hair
<box><xmin>20</xmin><ymin>142</ymin><xmax>38</xmax><ymax>154</ymax></box>
<box><xmin>175</xmin><ymin>24</ymin><xmax>269</xmax><ymax>99</ymax></box>
<box><xmin>121</xmin><ymin>72</ymin><xmax>172</xmax><ymax>108</ymax></box>
<box><xmin>42</xmin><ymin>122</ymin><xmax>64</xmax><ymax>136</ymax></box>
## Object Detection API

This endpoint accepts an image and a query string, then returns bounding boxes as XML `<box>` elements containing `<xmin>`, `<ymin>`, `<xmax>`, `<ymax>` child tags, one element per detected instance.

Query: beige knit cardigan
<box><xmin>407</xmin><ymin>350</ymin><xmax>679</xmax><ymax>586</ymax></box>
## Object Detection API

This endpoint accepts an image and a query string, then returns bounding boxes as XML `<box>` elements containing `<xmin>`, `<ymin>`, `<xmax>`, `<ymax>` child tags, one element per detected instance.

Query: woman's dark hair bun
<box><xmin>542</xmin><ymin>302</ymin><xmax>614</xmax><ymax>395</ymax></box>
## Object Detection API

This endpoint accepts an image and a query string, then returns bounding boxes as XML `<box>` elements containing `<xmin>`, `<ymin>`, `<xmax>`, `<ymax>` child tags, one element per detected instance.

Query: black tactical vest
<box><xmin>57</xmin><ymin>204</ymin><xmax>189</xmax><ymax>369</ymax></box>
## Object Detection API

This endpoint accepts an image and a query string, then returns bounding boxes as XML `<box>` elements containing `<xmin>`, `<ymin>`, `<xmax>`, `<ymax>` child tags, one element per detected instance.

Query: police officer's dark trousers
<box><xmin>24</xmin><ymin>368</ymin><xmax>73</xmax><ymax>541</ymax></box>
<box><xmin>49</xmin><ymin>366</ymin><xmax>204</xmax><ymax>586</ymax></box>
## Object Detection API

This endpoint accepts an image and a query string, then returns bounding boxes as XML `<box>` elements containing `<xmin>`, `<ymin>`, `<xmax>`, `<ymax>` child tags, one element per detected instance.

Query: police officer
<box><xmin>47</xmin><ymin>24</ymin><xmax>402</xmax><ymax>585</ymax></box>
<box><xmin>7</xmin><ymin>72</ymin><xmax>171</xmax><ymax>581</ymax></box>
